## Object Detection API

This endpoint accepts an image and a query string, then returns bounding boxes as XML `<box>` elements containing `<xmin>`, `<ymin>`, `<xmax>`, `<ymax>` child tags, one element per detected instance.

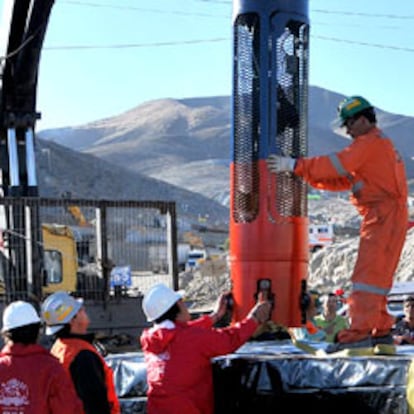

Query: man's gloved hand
<box><xmin>248</xmin><ymin>301</ymin><xmax>272</xmax><ymax>324</ymax></box>
<box><xmin>210</xmin><ymin>291</ymin><xmax>232</xmax><ymax>324</ymax></box>
<box><xmin>267</xmin><ymin>154</ymin><xmax>296</xmax><ymax>173</ymax></box>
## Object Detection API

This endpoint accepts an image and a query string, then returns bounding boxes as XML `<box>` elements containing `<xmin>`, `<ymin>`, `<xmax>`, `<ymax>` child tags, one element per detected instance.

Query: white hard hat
<box><xmin>2</xmin><ymin>301</ymin><xmax>41</xmax><ymax>332</ymax></box>
<box><xmin>41</xmin><ymin>291</ymin><xmax>83</xmax><ymax>335</ymax></box>
<box><xmin>143</xmin><ymin>283</ymin><xmax>184</xmax><ymax>322</ymax></box>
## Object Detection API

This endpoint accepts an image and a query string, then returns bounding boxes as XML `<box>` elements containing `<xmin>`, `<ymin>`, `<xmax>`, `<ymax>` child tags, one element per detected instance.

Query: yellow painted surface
<box><xmin>42</xmin><ymin>224</ymin><xmax>78</xmax><ymax>294</ymax></box>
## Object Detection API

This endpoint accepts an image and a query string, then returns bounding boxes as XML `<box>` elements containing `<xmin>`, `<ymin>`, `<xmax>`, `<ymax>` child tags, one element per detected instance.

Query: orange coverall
<box><xmin>294</xmin><ymin>127</ymin><xmax>408</xmax><ymax>343</ymax></box>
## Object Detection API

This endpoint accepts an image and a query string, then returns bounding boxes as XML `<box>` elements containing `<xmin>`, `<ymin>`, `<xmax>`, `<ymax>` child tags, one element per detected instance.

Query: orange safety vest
<box><xmin>51</xmin><ymin>338</ymin><xmax>120</xmax><ymax>414</ymax></box>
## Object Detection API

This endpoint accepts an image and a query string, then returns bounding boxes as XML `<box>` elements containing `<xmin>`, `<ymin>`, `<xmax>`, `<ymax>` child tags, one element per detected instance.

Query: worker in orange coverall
<box><xmin>268</xmin><ymin>96</ymin><xmax>408</xmax><ymax>352</ymax></box>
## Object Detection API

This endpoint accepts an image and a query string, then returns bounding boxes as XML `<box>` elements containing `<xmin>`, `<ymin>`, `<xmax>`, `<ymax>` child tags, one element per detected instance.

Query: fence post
<box><xmin>166</xmin><ymin>202</ymin><xmax>179</xmax><ymax>291</ymax></box>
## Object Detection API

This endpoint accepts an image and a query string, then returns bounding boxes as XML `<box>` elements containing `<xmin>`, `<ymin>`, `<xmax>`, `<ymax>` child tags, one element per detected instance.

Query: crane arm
<box><xmin>68</xmin><ymin>205</ymin><xmax>89</xmax><ymax>227</ymax></box>
<box><xmin>0</xmin><ymin>0</ymin><xmax>54</xmax><ymax>196</ymax></box>
<box><xmin>0</xmin><ymin>0</ymin><xmax>55</xmax><ymax>301</ymax></box>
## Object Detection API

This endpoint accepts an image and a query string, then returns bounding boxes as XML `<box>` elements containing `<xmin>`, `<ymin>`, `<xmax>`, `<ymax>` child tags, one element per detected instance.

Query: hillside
<box><xmin>180</xmin><ymin>199</ymin><xmax>414</xmax><ymax>308</ymax></box>
<box><xmin>35</xmin><ymin>139</ymin><xmax>229</xmax><ymax>226</ymax></box>
<box><xmin>39</xmin><ymin>86</ymin><xmax>414</xmax><ymax>206</ymax></box>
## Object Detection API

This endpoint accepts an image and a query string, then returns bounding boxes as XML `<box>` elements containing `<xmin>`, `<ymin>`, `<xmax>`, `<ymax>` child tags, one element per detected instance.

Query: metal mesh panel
<box><xmin>270</xmin><ymin>19</ymin><xmax>309</xmax><ymax>218</ymax></box>
<box><xmin>0</xmin><ymin>198</ymin><xmax>177</xmax><ymax>305</ymax></box>
<box><xmin>232</xmin><ymin>13</ymin><xmax>260</xmax><ymax>223</ymax></box>
<box><xmin>103</xmin><ymin>204</ymin><xmax>176</xmax><ymax>295</ymax></box>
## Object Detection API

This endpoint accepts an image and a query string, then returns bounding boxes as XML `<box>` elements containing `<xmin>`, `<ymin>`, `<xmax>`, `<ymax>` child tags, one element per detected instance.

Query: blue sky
<box><xmin>1</xmin><ymin>0</ymin><xmax>413</xmax><ymax>130</ymax></box>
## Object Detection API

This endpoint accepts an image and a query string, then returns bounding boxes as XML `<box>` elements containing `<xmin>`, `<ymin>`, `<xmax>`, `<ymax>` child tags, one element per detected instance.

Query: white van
<box><xmin>309</xmin><ymin>223</ymin><xmax>334</xmax><ymax>253</ymax></box>
<box><xmin>186</xmin><ymin>249</ymin><xmax>207</xmax><ymax>271</ymax></box>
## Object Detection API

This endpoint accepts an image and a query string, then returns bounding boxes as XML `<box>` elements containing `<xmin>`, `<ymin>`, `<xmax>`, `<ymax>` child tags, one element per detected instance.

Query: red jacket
<box><xmin>51</xmin><ymin>337</ymin><xmax>120</xmax><ymax>414</ymax></box>
<box><xmin>140</xmin><ymin>315</ymin><xmax>258</xmax><ymax>414</ymax></box>
<box><xmin>0</xmin><ymin>343</ymin><xmax>82</xmax><ymax>414</ymax></box>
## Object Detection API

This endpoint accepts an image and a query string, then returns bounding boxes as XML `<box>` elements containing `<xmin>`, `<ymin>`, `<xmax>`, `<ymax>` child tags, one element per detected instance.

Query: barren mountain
<box><xmin>39</xmin><ymin>86</ymin><xmax>414</xmax><ymax>206</ymax></box>
<box><xmin>35</xmin><ymin>139</ymin><xmax>230</xmax><ymax>226</ymax></box>
<box><xmin>34</xmin><ymin>87</ymin><xmax>414</xmax><ymax>306</ymax></box>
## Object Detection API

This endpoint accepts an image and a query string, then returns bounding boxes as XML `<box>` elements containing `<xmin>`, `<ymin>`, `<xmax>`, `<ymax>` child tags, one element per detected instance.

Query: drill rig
<box><xmin>229</xmin><ymin>0</ymin><xmax>309</xmax><ymax>327</ymax></box>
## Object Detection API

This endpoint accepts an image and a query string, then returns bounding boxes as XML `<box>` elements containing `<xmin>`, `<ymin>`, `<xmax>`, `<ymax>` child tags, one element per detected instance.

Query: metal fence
<box><xmin>0</xmin><ymin>198</ymin><xmax>178</xmax><ymax>305</ymax></box>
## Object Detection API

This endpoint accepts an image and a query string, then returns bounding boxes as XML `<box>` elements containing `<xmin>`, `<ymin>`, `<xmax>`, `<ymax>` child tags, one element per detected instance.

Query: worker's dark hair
<box><xmin>303</xmin><ymin>290</ymin><xmax>321</xmax><ymax>311</ymax></box>
<box><xmin>404</xmin><ymin>295</ymin><xmax>414</xmax><ymax>304</ymax></box>
<box><xmin>54</xmin><ymin>324</ymin><xmax>71</xmax><ymax>338</ymax></box>
<box><xmin>2</xmin><ymin>322</ymin><xmax>40</xmax><ymax>344</ymax></box>
<box><xmin>155</xmin><ymin>302</ymin><xmax>180</xmax><ymax>324</ymax></box>
<box><xmin>357</xmin><ymin>107</ymin><xmax>376</xmax><ymax>124</ymax></box>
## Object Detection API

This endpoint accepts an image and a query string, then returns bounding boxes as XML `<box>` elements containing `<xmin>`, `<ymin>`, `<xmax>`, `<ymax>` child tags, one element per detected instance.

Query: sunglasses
<box><xmin>343</xmin><ymin>115</ymin><xmax>361</xmax><ymax>128</ymax></box>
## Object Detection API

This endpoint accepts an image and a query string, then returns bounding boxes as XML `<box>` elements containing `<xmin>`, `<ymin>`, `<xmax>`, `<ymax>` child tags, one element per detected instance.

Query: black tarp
<box><xmin>213</xmin><ymin>341</ymin><xmax>413</xmax><ymax>414</ymax></box>
<box><xmin>106</xmin><ymin>341</ymin><xmax>414</xmax><ymax>414</ymax></box>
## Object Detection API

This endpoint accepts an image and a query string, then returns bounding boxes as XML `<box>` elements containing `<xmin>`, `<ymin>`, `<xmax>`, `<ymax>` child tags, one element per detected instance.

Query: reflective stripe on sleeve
<box><xmin>352</xmin><ymin>282</ymin><xmax>390</xmax><ymax>297</ymax></box>
<box><xmin>328</xmin><ymin>154</ymin><xmax>353</xmax><ymax>181</ymax></box>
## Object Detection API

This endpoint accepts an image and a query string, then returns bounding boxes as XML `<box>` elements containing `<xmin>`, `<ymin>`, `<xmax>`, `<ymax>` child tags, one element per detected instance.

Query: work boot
<box><xmin>372</xmin><ymin>334</ymin><xmax>394</xmax><ymax>345</ymax></box>
<box><xmin>325</xmin><ymin>337</ymin><xmax>372</xmax><ymax>354</ymax></box>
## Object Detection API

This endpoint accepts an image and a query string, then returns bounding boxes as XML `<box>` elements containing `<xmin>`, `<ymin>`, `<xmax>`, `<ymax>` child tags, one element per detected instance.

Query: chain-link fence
<box><xmin>0</xmin><ymin>197</ymin><xmax>178</xmax><ymax>305</ymax></box>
